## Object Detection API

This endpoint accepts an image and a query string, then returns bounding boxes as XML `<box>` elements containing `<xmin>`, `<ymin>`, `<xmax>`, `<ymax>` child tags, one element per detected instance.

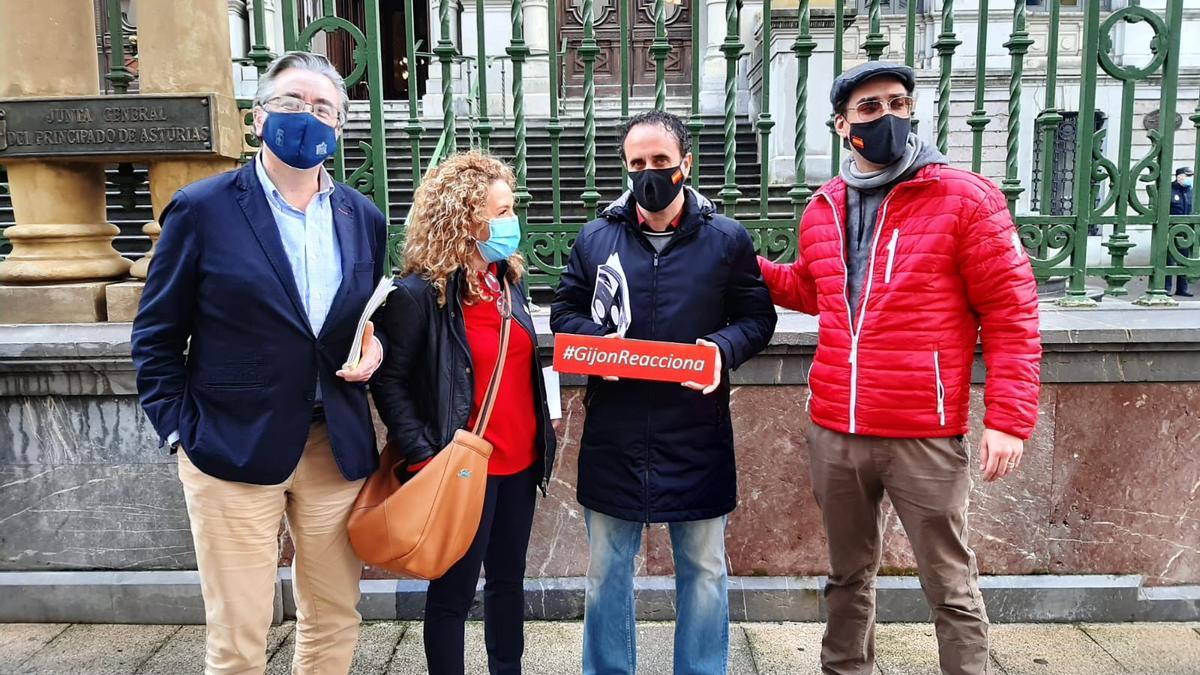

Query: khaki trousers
<box><xmin>807</xmin><ymin>424</ymin><xmax>989</xmax><ymax>675</ymax></box>
<box><xmin>178</xmin><ymin>422</ymin><xmax>366</xmax><ymax>675</ymax></box>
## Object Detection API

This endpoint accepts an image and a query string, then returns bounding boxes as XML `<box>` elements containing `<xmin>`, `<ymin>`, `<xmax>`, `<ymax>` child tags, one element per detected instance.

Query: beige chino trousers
<box><xmin>177</xmin><ymin>422</ymin><xmax>366</xmax><ymax>675</ymax></box>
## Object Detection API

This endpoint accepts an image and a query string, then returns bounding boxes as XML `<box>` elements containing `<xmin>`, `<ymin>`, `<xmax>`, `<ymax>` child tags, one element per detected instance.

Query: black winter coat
<box><xmin>370</xmin><ymin>266</ymin><xmax>557</xmax><ymax>492</ymax></box>
<box><xmin>550</xmin><ymin>189</ymin><xmax>777</xmax><ymax>522</ymax></box>
<box><xmin>1171</xmin><ymin>181</ymin><xmax>1193</xmax><ymax>216</ymax></box>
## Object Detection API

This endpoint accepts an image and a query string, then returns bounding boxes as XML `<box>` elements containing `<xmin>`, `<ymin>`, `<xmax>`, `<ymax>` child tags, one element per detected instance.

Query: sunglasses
<box><xmin>850</xmin><ymin>95</ymin><xmax>915</xmax><ymax>121</ymax></box>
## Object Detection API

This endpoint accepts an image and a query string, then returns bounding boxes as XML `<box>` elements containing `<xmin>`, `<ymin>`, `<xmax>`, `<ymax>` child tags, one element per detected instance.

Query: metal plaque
<box><xmin>0</xmin><ymin>95</ymin><xmax>216</xmax><ymax>158</ymax></box>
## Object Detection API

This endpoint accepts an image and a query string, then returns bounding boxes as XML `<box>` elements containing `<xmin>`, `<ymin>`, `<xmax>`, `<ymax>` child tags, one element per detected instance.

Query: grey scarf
<box><xmin>840</xmin><ymin>134</ymin><xmax>947</xmax><ymax>327</ymax></box>
<box><xmin>841</xmin><ymin>134</ymin><xmax>923</xmax><ymax>191</ymax></box>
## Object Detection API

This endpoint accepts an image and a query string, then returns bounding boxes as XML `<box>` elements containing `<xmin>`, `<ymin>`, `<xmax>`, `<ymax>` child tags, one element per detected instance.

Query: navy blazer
<box><xmin>132</xmin><ymin>160</ymin><xmax>389</xmax><ymax>484</ymax></box>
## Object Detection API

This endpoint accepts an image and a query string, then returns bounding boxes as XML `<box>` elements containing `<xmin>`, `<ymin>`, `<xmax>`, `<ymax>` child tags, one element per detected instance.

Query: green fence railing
<box><xmin>232</xmin><ymin>1</ymin><xmax>394</xmax><ymax>265</ymax></box>
<box><xmin>355</xmin><ymin>0</ymin><xmax>1191</xmax><ymax>304</ymax></box>
<box><xmin>5</xmin><ymin>0</ymin><xmax>1196</xmax><ymax>305</ymax></box>
<box><xmin>0</xmin><ymin>166</ymin><xmax>8</xmax><ymax>259</ymax></box>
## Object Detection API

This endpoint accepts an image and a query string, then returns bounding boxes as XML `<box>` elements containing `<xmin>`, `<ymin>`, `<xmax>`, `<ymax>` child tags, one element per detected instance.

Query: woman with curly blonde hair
<box><xmin>370</xmin><ymin>150</ymin><xmax>557</xmax><ymax>675</ymax></box>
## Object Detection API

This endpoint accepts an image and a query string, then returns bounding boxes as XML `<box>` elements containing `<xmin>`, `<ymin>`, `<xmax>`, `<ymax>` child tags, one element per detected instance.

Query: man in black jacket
<box><xmin>551</xmin><ymin>110</ymin><xmax>777</xmax><ymax>675</ymax></box>
<box><xmin>1167</xmin><ymin>166</ymin><xmax>1194</xmax><ymax>297</ymax></box>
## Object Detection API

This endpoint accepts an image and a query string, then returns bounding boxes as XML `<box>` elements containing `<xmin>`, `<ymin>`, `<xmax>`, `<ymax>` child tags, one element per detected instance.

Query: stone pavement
<box><xmin>2</xmin><ymin>622</ymin><xmax>1199</xmax><ymax>674</ymax></box>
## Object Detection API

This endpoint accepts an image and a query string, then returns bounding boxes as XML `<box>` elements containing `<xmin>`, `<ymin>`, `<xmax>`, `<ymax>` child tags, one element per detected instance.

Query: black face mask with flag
<box><xmin>630</xmin><ymin>166</ymin><xmax>685</xmax><ymax>213</ymax></box>
<box><xmin>848</xmin><ymin>114</ymin><xmax>911</xmax><ymax>166</ymax></box>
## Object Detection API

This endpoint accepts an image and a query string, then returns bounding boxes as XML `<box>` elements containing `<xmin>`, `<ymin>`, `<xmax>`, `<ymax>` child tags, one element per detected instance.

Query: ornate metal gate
<box><xmin>3</xmin><ymin>0</ymin><xmax>1198</xmax><ymax>306</ymax></box>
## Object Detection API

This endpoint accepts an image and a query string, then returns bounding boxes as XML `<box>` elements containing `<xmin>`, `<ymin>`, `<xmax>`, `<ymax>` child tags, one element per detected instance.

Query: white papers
<box><xmin>343</xmin><ymin>275</ymin><xmax>395</xmax><ymax>370</ymax></box>
<box><xmin>591</xmin><ymin>252</ymin><xmax>632</xmax><ymax>337</ymax></box>
<box><xmin>542</xmin><ymin>366</ymin><xmax>562</xmax><ymax>420</ymax></box>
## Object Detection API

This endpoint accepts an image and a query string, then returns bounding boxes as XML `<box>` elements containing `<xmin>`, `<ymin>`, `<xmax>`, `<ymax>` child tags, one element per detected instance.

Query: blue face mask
<box><xmin>1183</xmin><ymin>177</ymin><xmax>1193</xmax><ymax>188</ymax></box>
<box><xmin>260</xmin><ymin>111</ymin><xmax>338</xmax><ymax>170</ymax></box>
<box><xmin>477</xmin><ymin>215</ymin><xmax>522</xmax><ymax>263</ymax></box>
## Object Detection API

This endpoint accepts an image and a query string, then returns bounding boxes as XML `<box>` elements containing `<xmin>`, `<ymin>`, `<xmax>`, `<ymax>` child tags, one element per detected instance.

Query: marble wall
<box><xmin>508</xmin><ymin>383</ymin><xmax>1200</xmax><ymax>586</ymax></box>
<box><xmin>10</xmin><ymin>382</ymin><xmax>1187</xmax><ymax>582</ymax></box>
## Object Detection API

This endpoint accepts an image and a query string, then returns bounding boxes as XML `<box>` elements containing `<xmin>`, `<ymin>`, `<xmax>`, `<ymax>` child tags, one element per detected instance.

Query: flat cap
<box><xmin>831</xmin><ymin>61</ymin><xmax>917</xmax><ymax>112</ymax></box>
<box><xmin>1176</xmin><ymin>166</ymin><xmax>1194</xmax><ymax>176</ymax></box>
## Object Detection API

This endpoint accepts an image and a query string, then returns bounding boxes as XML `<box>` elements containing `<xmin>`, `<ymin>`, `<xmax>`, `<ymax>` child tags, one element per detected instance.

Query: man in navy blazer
<box><xmin>132</xmin><ymin>52</ymin><xmax>386</xmax><ymax>674</ymax></box>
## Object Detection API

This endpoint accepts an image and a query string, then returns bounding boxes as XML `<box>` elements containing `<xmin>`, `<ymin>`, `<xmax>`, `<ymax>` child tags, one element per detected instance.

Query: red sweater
<box><xmin>462</xmin><ymin>273</ymin><xmax>538</xmax><ymax>476</ymax></box>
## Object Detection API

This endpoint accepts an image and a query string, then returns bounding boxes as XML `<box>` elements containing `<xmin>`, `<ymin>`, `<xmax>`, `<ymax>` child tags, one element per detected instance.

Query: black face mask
<box><xmin>847</xmin><ymin>114</ymin><xmax>911</xmax><ymax>166</ymax></box>
<box><xmin>630</xmin><ymin>166</ymin><xmax>686</xmax><ymax>213</ymax></box>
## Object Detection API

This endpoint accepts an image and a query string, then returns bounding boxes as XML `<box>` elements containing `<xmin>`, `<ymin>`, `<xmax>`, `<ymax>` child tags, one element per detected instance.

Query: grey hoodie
<box><xmin>842</xmin><ymin>134</ymin><xmax>948</xmax><ymax>326</ymax></box>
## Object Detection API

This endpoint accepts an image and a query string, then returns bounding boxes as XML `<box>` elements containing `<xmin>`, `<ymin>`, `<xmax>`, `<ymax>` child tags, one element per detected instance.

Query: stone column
<box><xmin>229</xmin><ymin>0</ymin><xmax>251</xmax><ymax>60</ymax></box>
<box><xmin>524</xmin><ymin>0</ymin><xmax>552</xmax><ymax>117</ymax></box>
<box><xmin>229</xmin><ymin>0</ymin><xmax>257</xmax><ymax>99</ymax></box>
<box><xmin>700</xmin><ymin>0</ymin><xmax>729</xmax><ymax>114</ymax></box>
<box><xmin>424</xmin><ymin>0</ymin><xmax>468</xmax><ymax>120</ymax></box>
<box><xmin>109</xmin><ymin>0</ymin><xmax>242</xmax><ymax>320</ymax></box>
<box><xmin>0</xmin><ymin>0</ymin><xmax>131</xmax><ymax>323</ymax></box>
<box><xmin>261</xmin><ymin>0</ymin><xmax>288</xmax><ymax>55</ymax></box>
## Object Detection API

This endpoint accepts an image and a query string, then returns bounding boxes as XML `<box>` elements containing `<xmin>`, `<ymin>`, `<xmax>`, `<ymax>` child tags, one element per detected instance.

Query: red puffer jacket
<box><xmin>759</xmin><ymin>163</ymin><xmax>1041</xmax><ymax>439</ymax></box>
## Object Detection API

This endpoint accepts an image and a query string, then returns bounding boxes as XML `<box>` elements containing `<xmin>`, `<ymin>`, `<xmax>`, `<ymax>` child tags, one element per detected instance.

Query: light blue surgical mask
<box><xmin>1183</xmin><ymin>177</ymin><xmax>1193</xmax><ymax>188</ymax></box>
<box><xmin>477</xmin><ymin>215</ymin><xmax>521</xmax><ymax>263</ymax></box>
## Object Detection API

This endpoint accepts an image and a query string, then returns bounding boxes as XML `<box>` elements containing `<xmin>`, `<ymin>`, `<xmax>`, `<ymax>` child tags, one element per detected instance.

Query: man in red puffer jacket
<box><xmin>759</xmin><ymin>62</ymin><xmax>1041</xmax><ymax>675</ymax></box>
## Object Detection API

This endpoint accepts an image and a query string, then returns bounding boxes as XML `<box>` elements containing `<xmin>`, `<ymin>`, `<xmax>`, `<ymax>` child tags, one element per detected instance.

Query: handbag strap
<box><xmin>471</xmin><ymin>279</ymin><xmax>513</xmax><ymax>437</ymax></box>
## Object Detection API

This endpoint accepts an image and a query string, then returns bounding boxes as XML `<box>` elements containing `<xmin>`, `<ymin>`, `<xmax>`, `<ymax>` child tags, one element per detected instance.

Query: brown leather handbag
<box><xmin>348</xmin><ymin>282</ymin><xmax>512</xmax><ymax>580</ymax></box>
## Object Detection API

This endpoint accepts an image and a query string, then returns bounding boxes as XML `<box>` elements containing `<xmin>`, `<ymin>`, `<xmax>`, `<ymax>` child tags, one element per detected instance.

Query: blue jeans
<box><xmin>582</xmin><ymin>509</ymin><xmax>729</xmax><ymax>675</ymax></box>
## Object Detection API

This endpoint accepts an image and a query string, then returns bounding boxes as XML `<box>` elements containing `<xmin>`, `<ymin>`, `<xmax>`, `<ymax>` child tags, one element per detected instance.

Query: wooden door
<box><xmin>558</xmin><ymin>0</ymin><xmax>694</xmax><ymax>100</ymax></box>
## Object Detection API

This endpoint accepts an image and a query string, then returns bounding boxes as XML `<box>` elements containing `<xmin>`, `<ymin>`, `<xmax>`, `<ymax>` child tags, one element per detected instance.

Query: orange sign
<box><xmin>552</xmin><ymin>333</ymin><xmax>719</xmax><ymax>387</ymax></box>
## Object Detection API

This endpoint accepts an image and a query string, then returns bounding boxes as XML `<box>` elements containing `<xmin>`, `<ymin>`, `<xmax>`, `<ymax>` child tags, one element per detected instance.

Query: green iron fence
<box><xmin>4</xmin><ymin>0</ymin><xmax>1197</xmax><ymax>307</ymax></box>
<box><xmin>320</xmin><ymin>0</ymin><xmax>1197</xmax><ymax>304</ymax></box>
<box><xmin>0</xmin><ymin>166</ymin><xmax>8</xmax><ymax>259</ymax></box>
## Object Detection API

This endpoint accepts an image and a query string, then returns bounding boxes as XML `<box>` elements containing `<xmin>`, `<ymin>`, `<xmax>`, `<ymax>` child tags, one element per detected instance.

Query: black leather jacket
<box><xmin>370</xmin><ymin>265</ymin><xmax>557</xmax><ymax>492</ymax></box>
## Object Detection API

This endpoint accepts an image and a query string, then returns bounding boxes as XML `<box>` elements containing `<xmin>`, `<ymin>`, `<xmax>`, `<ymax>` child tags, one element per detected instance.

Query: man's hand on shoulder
<box><xmin>979</xmin><ymin>428</ymin><xmax>1023</xmax><ymax>482</ymax></box>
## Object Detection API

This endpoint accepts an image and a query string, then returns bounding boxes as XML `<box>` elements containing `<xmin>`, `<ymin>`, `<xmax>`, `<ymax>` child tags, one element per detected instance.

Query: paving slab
<box><xmin>6</xmin><ymin>621</ymin><xmax>1200</xmax><ymax>673</ymax></box>
<box><xmin>740</xmin><ymin>622</ymin><xmax>828</xmax><ymax>674</ymax></box>
<box><xmin>140</xmin><ymin>623</ymin><xmax>293</xmax><ymax>675</ymax></box>
<box><xmin>988</xmin><ymin>624</ymin><xmax>1124</xmax><ymax>675</ymax></box>
<box><xmin>0</xmin><ymin>624</ymin><xmax>69</xmax><ymax>670</ymax></box>
<box><xmin>384</xmin><ymin>621</ymin><xmax>430</xmax><ymax>674</ymax></box>
<box><xmin>515</xmin><ymin>621</ymin><xmax>584</xmax><ymax>673</ymax></box>
<box><xmin>626</xmin><ymin>621</ymin><xmax>756</xmax><ymax>675</ymax></box>
<box><xmin>384</xmin><ymin>621</ymin><xmax>752</xmax><ymax>674</ymax></box>
<box><xmin>874</xmin><ymin>623</ymin><xmax>943</xmax><ymax>675</ymax></box>
<box><xmin>1081</xmin><ymin>623</ymin><xmax>1200</xmax><ymax>675</ymax></box>
<box><xmin>133</xmin><ymin>625</ymin><xmax>203</xmax><ymax>675</ymax></box>
<box><xmin>266</xmin><ymin>622</ymin><xmax>323</xmax><ymax>674</ymax></box>
<box><xmin>11</xmin><ymin>624</ymin><xmax>178</xmax><ymax>675</ymax></box>
<box><xmin>349</xmin><ymin>622</ymin><xmax>407</xmax><ymax>674</ymax></box>
<box><xmin>386</xmin><ymin>621</ymin><xmax>521</xmax><ymax>674</ymax></box>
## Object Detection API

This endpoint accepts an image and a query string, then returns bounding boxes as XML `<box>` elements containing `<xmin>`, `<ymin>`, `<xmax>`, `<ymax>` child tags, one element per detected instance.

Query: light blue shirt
<box><xmin>257</xmin><ymin>156</ymin><xmax>342</xmax><ymax>405</ymax></box>
<box><xmin>254</xmin><ymin>155</ymin><xmax>342</xmax><ymax>336</ymax></box>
